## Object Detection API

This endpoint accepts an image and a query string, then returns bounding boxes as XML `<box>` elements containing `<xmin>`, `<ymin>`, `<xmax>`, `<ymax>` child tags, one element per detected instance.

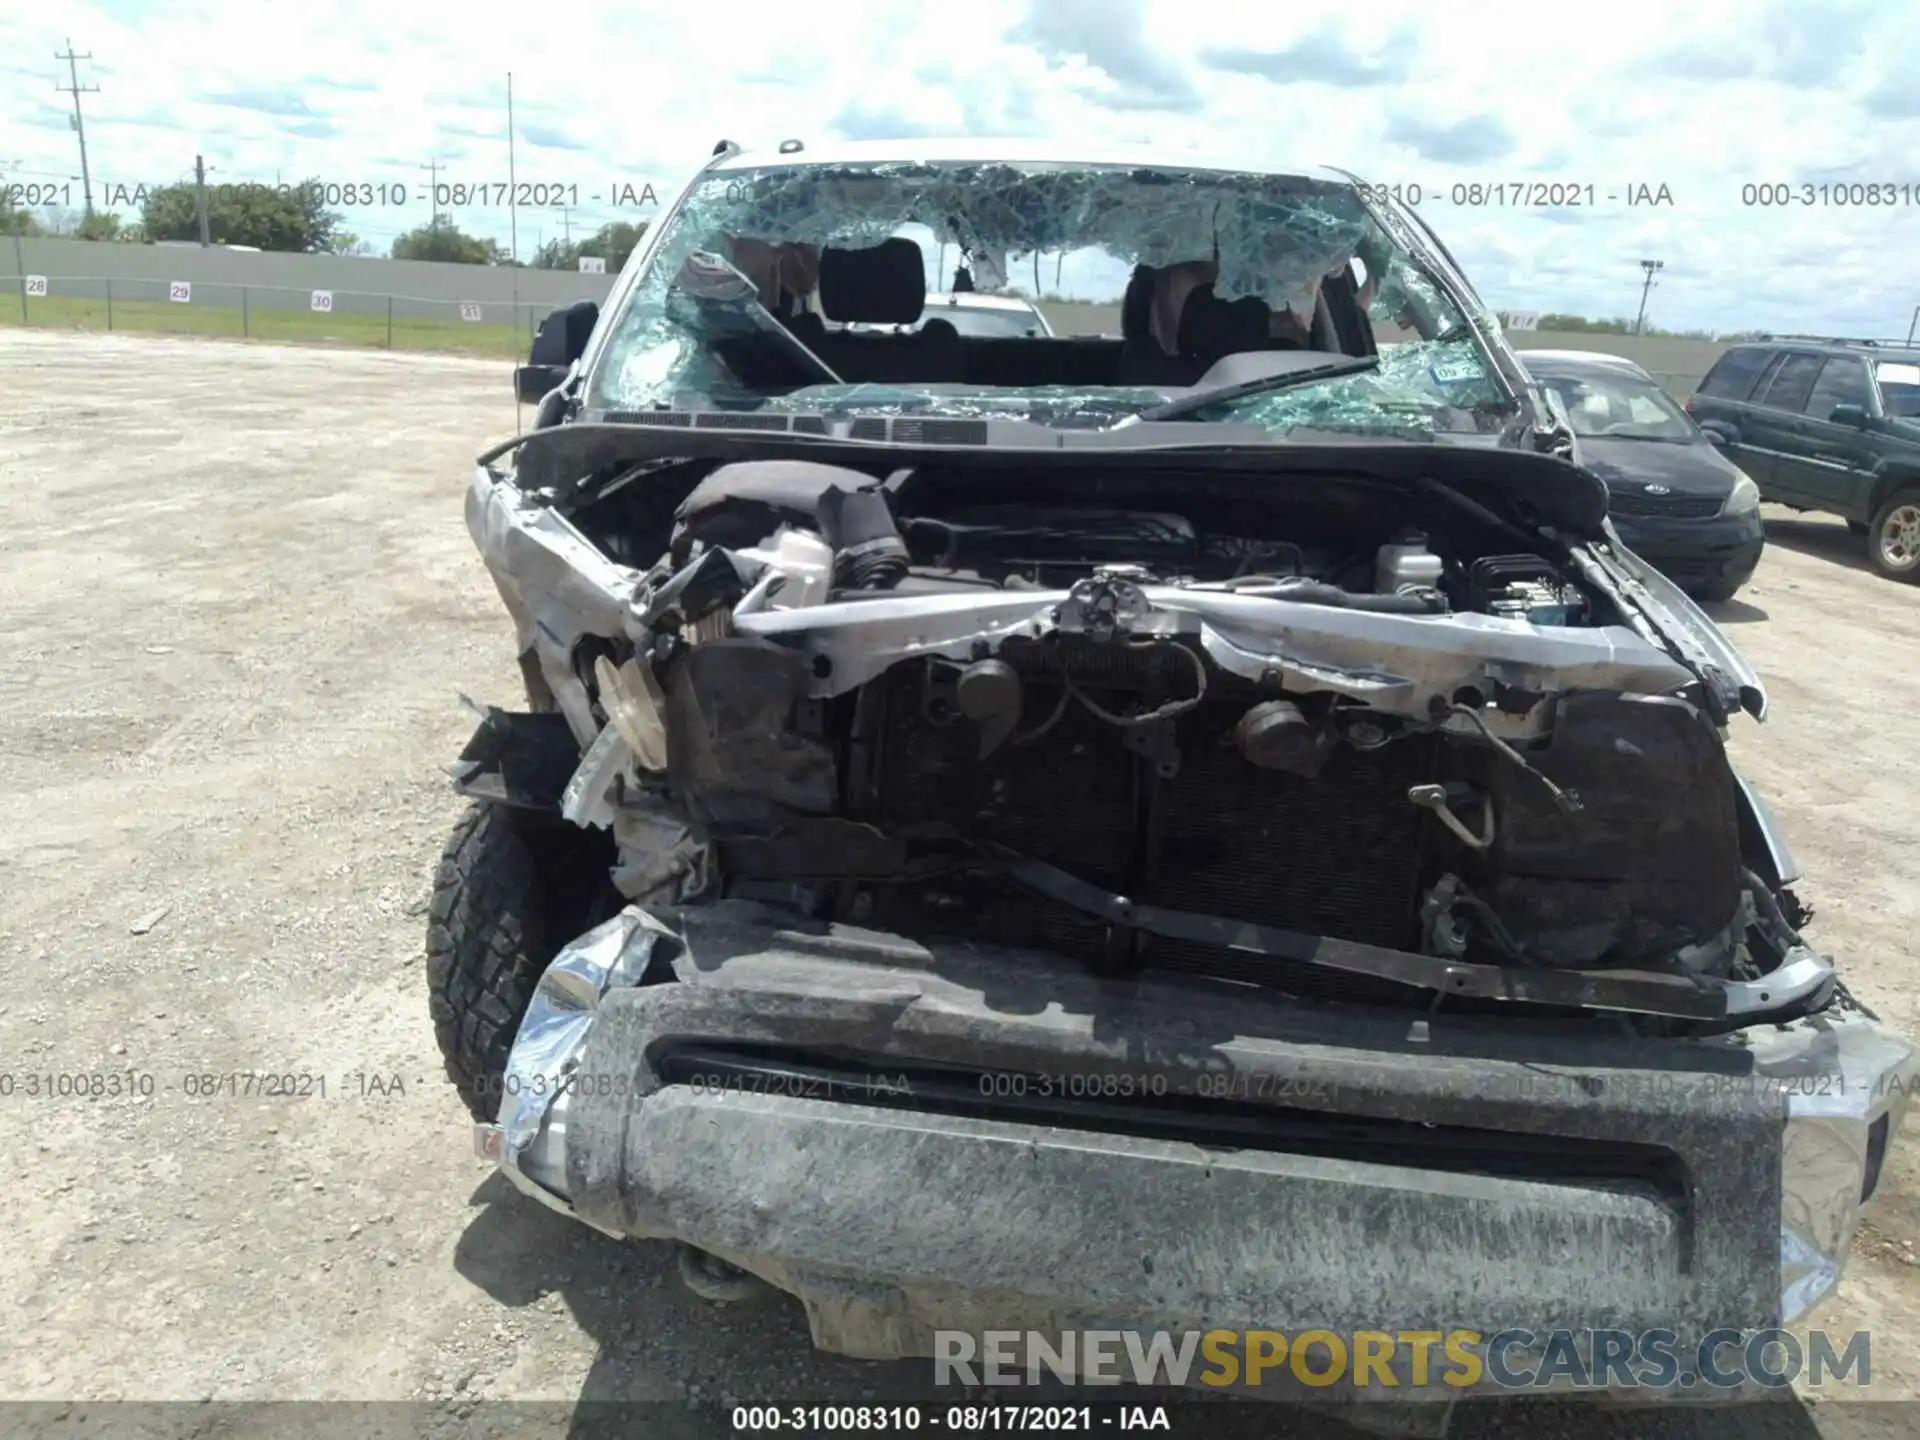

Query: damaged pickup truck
<box><xmin>431</xmin><ymin>140</ymin><xmax>1912</xmax><ymax>1403</ymax></box>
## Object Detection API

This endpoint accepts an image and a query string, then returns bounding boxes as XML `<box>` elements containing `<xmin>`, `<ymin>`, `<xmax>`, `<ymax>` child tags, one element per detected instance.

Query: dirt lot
<box><xmin>2</xmin><ymin>331</ymin><xmax>1916</xmax><ymax>1437</ymax></box>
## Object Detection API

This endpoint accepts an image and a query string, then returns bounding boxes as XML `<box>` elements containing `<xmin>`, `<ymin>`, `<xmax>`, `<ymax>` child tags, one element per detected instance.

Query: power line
<box><xmin>54</xmin><ymin>39</ymin><xmax>99</xmax><ymax>215</ymax></box>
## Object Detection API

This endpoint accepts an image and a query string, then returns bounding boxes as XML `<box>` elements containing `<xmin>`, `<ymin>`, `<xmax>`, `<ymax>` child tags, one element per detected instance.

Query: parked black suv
<box><xmin>1687</xmin><ymin>337</ymin><xmax>1920</xmax><ymax>581</ymax></box>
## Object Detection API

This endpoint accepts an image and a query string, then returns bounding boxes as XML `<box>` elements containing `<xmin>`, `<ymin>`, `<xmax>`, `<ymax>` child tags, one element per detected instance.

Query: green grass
<box><xmin>0</xmin><ymin>292</ymin><xmax>530</xmax><ymax>358</ymax></box>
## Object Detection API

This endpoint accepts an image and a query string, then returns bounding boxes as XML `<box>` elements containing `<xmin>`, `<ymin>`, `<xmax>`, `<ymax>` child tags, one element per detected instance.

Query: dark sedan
<box><xmin>1522</xmin><ymin>350</ymin><xmax>1765</xmax><ymax>602</ymax></box>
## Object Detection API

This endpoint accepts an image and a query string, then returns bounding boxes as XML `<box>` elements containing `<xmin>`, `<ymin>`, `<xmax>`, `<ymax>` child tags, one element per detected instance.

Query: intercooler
<box><xmin>860</xmin><ymin>641</ymin><xmax>1439</xmax><ymax>998</ymax></box>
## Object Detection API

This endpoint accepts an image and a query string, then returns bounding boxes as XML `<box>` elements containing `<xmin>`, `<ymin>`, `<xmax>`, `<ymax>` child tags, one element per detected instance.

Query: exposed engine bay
<box><xmin>444</xmin><ymin>150</ymin><xmax>1911</xmax><ymax>1374</ymax></box>
<box><xmin>473</xmin><ymin>449</ymin><xmax>1828</xmax><ymax>1025</ymax></box>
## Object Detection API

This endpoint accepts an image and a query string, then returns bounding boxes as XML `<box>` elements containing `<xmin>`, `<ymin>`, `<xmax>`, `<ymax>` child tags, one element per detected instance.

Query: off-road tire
<box><xmin>1867</xmin><ymin>489</ymin><xmax>1920</xmax><ymax>583</ymax></box>
<box><xmin>426</xmin><ymin>802</ymin><xmax>559</xmax><ymax>1122</ymax></box>
<box><xmin>1689</xmin><ymin>579</ymin><xmax>1743</xmax><ymax>605</ymax></box>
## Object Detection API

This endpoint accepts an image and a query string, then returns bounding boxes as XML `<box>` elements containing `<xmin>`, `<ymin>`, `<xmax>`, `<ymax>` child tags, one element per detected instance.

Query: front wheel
<box><xmin>1690</xmin><ymin>579</ymin><xmax>1745</xmax><ymax>605</ymax></box>
<box><xmin>425</xmin><ymin>803</ymin><xmax>617</xmax><ymax>1120</ymax></box>
<box><xmin>1867</xmin><ymin>490</ymin><xmax>1920</xmax><ymax>582</ymax></box>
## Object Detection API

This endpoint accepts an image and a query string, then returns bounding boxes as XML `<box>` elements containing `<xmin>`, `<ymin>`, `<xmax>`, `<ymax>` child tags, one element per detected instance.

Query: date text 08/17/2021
<box><xmin>66</xmin><ymin>179</ymin><xmax>664</xmax><ymax>211</ymax></box>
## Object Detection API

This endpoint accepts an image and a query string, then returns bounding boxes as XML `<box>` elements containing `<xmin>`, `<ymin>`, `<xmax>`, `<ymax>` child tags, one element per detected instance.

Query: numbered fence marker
<box><xmin>310</xmin><ymin>289</ymin><xmax>334</xmax><ymax>313</ymax></box>
<box><xmin>169</xmin><ymin>281</ymin><xmax>192</xmax><ymax>304</ymax></box>
<box><xmin>1503</xmin><ymin>311</ymin><xmax>1540</xmax><ymax>332</ymax></box>
<box><xmin>459</xmin><ymin>302</ymin><xmax>483</xmax><ymax>322</ymax></box>
<box><xmin>578</xmin><ymin>255</ymin><xmax>606</xmax><ymax>274</ymax></box>
<box><xmin>25</xmin><ymin>275</ymin><xmax>48</xmax><ymax>297</ymax></box>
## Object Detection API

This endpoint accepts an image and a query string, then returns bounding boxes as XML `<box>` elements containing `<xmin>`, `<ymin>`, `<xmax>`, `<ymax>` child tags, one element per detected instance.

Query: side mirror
<box><xmin>517</xmin><ymin>300</ymin><xmax>599</xmax><ymax>405</ymax></box>
<box><xmin>528</xmin><ymin>300</ymin><xmax>599</xmax><ymax>367</ymax></box>
<box><xmin>1702</xmin><ymin>427</ymin><xmax>1727</xmax><ymax>447</ymax></box>
<box><xmin>515</xmin><ymin>363</ymin><xmax>568</xmax><ymax>403</ymax></box>
<box><xmin>1829</xmin><ymin>403</ymin><xmax>1868</xmax><ymax>428</ymax></box>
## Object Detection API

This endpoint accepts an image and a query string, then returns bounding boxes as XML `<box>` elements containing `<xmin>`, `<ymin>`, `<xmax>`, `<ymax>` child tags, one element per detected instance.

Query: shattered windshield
<box><xmin>585</xmin><ymin>160</ymin><xmax>1503</xmax><ymax>435</ymax></box>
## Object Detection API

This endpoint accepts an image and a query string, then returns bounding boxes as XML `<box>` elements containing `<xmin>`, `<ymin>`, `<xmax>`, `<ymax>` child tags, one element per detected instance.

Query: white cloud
<box><xmin>3</xmin><ymin>0</ymin><xmax>1917</xmax><ymax>336</ymax></box>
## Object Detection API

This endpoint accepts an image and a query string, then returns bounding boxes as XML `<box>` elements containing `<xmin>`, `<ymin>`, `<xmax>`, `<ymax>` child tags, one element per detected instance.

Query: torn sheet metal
<box><xmin>466</xmin><ymin>467</ymin><xmax>644</xmax><ymax>639</ymax></box>
<box><xmin>610</xmin><ymin>792</ymin><xmax>707</xmax><ymax>902</ymax></box>
<box><xmin>560</xmin><ymin>723</ymin><xmax>629</xmax><ymax>830</ymax></box>
<box><xmin>468</xmin><ymin>466</ymin><xmax>653</xmax><ymax>747</ymax></box>
<box><xmin>446</xmin><ymin>705</ymin><xmax>582</xmax><ymax>811</ymax></box>
<box><xmin>1754</xmin><ymin>1011</ymin><xmax>1915</xmax><ymax>1321</ymax></box>
<box><xmin>481</xmin><ymin>906</ymin><xmax>675</xmax><ymax>1224</ymax></box>
<box><xmin>731</xmin><ymin>583</ymin><xmax>1697</xmax><ymax>726</ymax></box>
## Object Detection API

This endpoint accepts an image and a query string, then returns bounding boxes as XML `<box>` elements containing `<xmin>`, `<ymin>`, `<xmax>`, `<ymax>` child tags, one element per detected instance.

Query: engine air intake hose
<box><xmin>1251</xmin><ymin>577</ymin><xmax>1448</xmax><ymax>614</ymax></box>
<box><xmin>819</xmin><ymin>485</ymin><xmax>910</xmax><ymax>590</ymax></box>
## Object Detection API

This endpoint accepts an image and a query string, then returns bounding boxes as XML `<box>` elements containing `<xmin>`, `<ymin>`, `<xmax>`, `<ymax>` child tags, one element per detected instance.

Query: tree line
<box><xmin>2</xmin><ymin>175</ymin><xmax>644</xmax><ymax>269</ymax></box>
<box><xmin>1533</xmin><ymin>313</ymin><xmax>1757</xmax><ymax>342</ymax></box>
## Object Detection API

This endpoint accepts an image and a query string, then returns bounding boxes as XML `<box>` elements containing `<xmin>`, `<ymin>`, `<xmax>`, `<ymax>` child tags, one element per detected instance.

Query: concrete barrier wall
<box><xmin>3</xmin><ymin>236</ymin><xmax>616</xmax><ymax>319</ymax></box>
<box><xmin>1506</xmin><ymin>333</ymin><xmax>1728</xmax><ymax>398</ymax></box>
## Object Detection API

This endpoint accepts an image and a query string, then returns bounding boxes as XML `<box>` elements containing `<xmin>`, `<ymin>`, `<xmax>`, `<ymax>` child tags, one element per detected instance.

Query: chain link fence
<box><xmin>3</xmin><ymin>273</ymin><xmax>1716</xmax><ymax>396</ymax></box>
<box><xmin>2</xmin><ymin>273</ymin><xmax>566</xmax><ymax>358</ymax></box>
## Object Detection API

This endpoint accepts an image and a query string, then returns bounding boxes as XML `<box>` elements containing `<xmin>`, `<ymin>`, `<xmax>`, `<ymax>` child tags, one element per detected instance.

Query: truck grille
<box><xmin>1608</xmin><ymin>490</ymin><xmax>1722</xmax><ymax>519</ymax></box>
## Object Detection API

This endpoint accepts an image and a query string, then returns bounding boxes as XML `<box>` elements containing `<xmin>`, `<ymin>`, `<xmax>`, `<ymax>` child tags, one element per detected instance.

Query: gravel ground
<box><xmin>1</xmin><ymin>330</ymin><xmax>1916</xmax><ymax>1438</ymax></box>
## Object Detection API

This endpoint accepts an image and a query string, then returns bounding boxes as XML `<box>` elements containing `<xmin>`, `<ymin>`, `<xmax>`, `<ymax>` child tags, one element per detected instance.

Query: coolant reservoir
<box><xmin>1375</xmin><ymin>533</ymin><xmax>1445</xmax><ymax>595</ymax></box>
<box><xmin>738</xmin><ymin>528</ymin><xmax>835</xmax><ymax>609</ymax></box>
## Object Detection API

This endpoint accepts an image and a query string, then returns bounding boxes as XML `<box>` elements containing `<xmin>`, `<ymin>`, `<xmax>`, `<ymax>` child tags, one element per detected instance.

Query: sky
<box><xmin>4</xmin><ymin>0</ymin><xmax>1918</xmax><ymax>337</ymax></box>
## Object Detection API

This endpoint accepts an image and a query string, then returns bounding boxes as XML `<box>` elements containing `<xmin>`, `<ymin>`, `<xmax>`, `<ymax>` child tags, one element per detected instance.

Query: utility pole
<box><xmin>194</xmin><ymin>154</ymin><xmax>211</xmax><ymax>246</ymax></box>
<box><xmin>420</xmin><ymin>157</ymin><xmax>442</xmax><ymax>225</ymax></box>
<box><xmin>557</xmin><ymin>205</ymin><xmax>572</xmax><ymax>244</ymax></box>
<box><xmin>1634</xmin><ymin>258</ymin><xmax>1664</xmax><ymax>336</ymax></box>
<box><xmin>505</xmin><ymin>72</ymin><xmax>519</xmax><ymax>266</ymax></box>
<box><xmin>55</xmin><ymin>40</ymin><xmax>99</xmax><ymax>216</ymax></box>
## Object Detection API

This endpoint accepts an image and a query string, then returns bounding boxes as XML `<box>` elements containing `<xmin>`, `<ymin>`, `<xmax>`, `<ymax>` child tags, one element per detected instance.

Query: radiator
<box><xmin>863</xmin><ymin>643</ymin><xmax>1436</xmax><ymax>996</ymax></box>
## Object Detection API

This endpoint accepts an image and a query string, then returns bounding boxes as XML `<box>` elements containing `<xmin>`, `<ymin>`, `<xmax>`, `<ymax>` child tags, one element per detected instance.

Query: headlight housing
<box><xmin>1723</xmin><ymin>469</ymin><xmax>1761</xmax><ymax>516</ymax></box>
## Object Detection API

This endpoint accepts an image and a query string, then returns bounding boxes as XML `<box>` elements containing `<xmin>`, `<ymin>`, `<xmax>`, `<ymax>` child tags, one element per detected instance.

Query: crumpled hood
<box><xmin>501</xmin><ymin>419</ymin><xmax>1612</xmax><ymax>531</ymax></box>
<box><xmin>482</xmin><ymin>421</ymin><xmax>1766</xmax><ymax>719</ymax></box>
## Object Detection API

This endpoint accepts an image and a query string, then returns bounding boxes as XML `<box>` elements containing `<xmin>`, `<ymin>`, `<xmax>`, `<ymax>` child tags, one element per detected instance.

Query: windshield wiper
<box><xmin>1127</xmin><ymin>355</ymin><xmax>1382</xmax><ymax>424</ymax></box>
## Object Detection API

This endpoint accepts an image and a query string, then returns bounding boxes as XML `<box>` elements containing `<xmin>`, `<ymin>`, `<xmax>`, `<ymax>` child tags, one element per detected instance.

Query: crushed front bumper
<box><xmin>475</xmin><ymin>901</ymin><xmax>1910</xmax><ymax>1392</ymax></box>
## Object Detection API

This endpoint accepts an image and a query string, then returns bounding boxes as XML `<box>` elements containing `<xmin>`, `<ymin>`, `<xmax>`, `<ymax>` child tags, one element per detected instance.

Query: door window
<box><xmin>1803</xmin><ymin>356</ymin><xmax>1871</xmax><ymax>418</ymax></box>
<box><xmin>1760</xmin><ymin>353</ymin><xmax>1825</xmax><ymax>412</ymax></box>
<box><xmin>1698</xmin><ymin>346</ymin><xmax>1776</xmax><ymax>400</ymax></box>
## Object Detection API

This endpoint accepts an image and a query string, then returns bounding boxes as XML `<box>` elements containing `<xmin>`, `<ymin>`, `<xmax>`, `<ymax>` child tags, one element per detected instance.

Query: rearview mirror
<box><xmin>672</xmin><ymin>249</ymin><xmax>759</xmax><ymax>304</ymax></box>
<box><xmin>1829</xmin><ymin>403</ymin><xmax>1868</xmax><ymax>428</ymax></box>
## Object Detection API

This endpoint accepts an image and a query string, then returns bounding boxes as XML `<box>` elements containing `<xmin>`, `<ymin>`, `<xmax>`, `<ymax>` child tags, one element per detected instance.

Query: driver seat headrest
<box><xmin>818</xmin><ymin>237</ymin><xmax>927</xmax><ymax>325</ymax></box>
